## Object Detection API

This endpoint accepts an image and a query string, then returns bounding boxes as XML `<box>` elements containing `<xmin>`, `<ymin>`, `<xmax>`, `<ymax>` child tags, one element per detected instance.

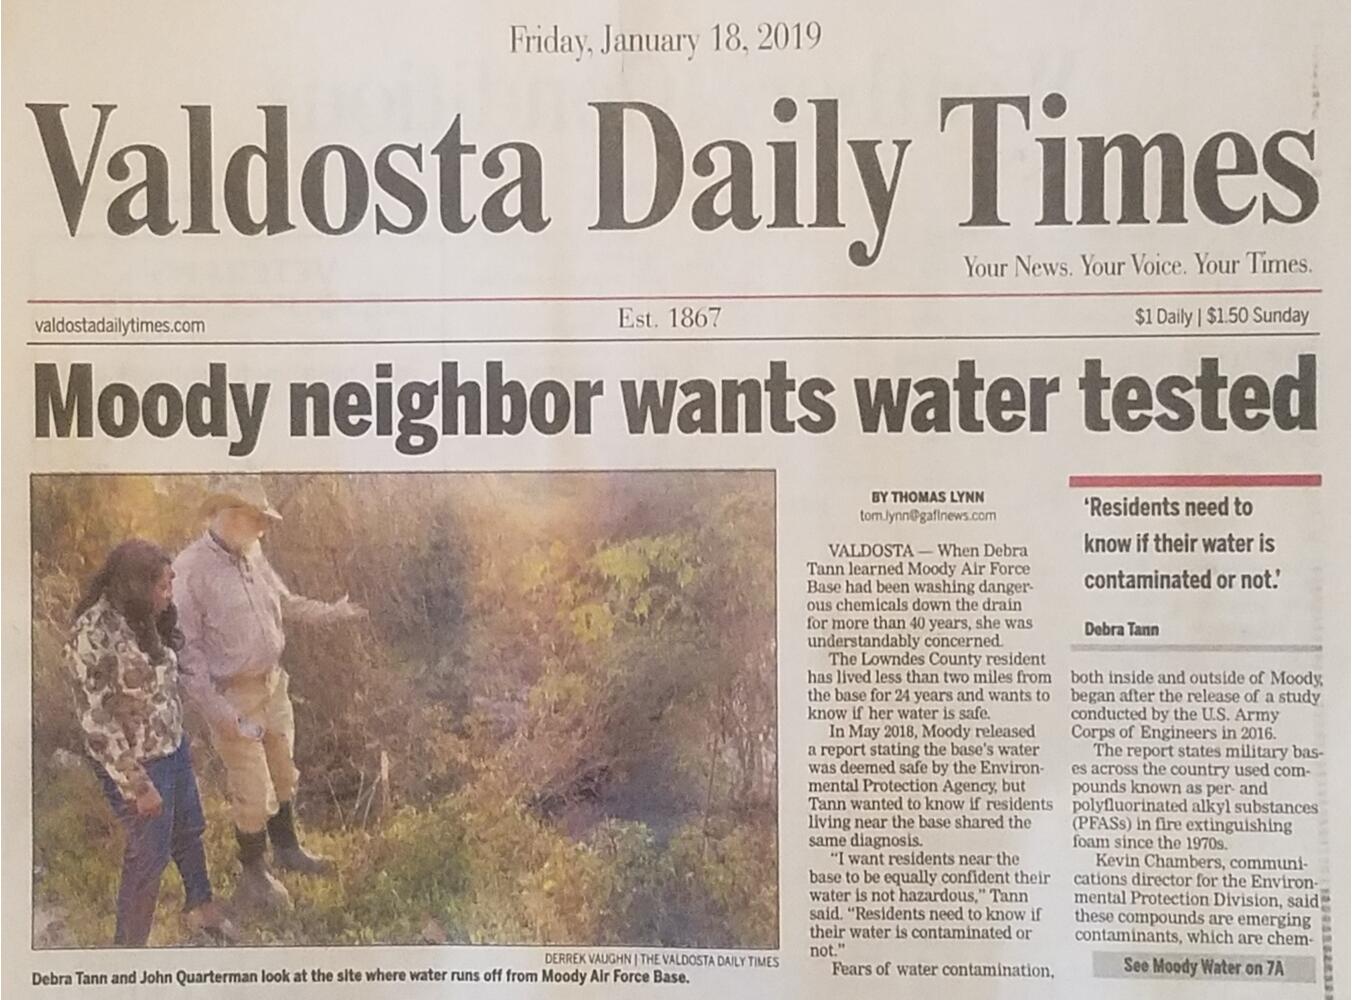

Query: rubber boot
<box><xmin>232</xmin><ymin>828</ymin><xmax>292</xmax><ymax>913</ymax></box>
<box><xmin>268</xmin><ymin>801</ymin><xmax>334</xmax><ymax>876</ymax></box>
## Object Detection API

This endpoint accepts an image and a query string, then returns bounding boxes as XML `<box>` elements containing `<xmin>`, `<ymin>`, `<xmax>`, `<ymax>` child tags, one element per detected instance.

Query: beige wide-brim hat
<box><xmin>199</xmin><ymin>476</ymin><xmax>283</xmax><ymax>521</ymax></box>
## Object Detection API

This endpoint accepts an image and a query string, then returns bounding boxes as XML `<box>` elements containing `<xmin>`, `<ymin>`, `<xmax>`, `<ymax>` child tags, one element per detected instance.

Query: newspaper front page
<box><xmin>3</xmin><ymin>1</ymin><xmax>1348</xmax><ymax>997</ymax></box>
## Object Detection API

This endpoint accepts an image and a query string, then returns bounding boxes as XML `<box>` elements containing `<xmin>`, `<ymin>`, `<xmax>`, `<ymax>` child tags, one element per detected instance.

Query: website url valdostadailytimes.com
<box><xmin>33</xmin><ymin>316</ymin><xmax>206</xmax><ymax>336</ymax></box>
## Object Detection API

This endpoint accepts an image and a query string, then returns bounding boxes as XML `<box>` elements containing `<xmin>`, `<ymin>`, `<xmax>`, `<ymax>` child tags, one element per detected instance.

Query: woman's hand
<box><xmin>134</xmin><ymin>785</ymin><xmax>163</xmax><ymax>818</ymax></box>
<box><xmin>236</xmin><ymin>718</ymin><xmax>265</xmax><ymax>741</ymax></box>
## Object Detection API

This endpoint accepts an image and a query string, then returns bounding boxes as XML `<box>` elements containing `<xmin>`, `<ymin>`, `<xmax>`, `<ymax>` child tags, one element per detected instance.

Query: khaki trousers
<box><xmin>207</xmin><ymin>668</ymin><xmax>300</xmax><ymax>834</ymax></box>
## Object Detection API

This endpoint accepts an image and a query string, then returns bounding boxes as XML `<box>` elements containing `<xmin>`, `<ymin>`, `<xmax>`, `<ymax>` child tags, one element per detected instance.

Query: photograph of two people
<box><xmin>32</xmin><ymin>471</ymin><xmax>778</xmax><ymax>950</ymax></box>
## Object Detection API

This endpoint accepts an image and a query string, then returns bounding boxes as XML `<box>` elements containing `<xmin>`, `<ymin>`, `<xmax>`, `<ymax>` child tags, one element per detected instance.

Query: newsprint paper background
<box><xmin>2</xmin><ymin>1</ymin><xmax>1349</xmax><ymax>997</ymax></box>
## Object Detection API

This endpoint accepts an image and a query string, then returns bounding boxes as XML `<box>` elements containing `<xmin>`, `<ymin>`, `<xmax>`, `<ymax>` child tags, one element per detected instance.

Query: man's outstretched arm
<box><xmin>263</xmin><ymin>557</ymin><xmax>366</xmax><ymax>625</ymax></box>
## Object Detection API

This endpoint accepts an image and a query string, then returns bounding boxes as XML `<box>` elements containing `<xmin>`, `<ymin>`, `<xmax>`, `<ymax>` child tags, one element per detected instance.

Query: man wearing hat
<box><xmin>173</xmin><ymin>476</ymin><xmax>365</xmax><ymax>912</ymax></box>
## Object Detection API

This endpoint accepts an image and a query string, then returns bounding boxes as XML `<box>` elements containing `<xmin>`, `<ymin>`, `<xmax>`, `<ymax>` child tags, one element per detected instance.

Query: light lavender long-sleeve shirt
<box><xmin>172</xmin><ymin>531</ymin><xmax>347</xmax><ymax>727</ymax></box>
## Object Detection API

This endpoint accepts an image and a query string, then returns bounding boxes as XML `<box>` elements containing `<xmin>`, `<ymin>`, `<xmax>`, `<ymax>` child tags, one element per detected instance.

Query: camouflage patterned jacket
<box><xmin>65</xmin><ymin>596</ymin><xmax>184</xmax><ymax>800</ymax></box>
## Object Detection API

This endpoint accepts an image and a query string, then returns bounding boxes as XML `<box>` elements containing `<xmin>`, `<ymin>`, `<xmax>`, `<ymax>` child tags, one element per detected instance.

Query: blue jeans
<box><xmin>94</xmin><ymin>738</ymin><xmax>213</xmax><ymax>946</ymax></box>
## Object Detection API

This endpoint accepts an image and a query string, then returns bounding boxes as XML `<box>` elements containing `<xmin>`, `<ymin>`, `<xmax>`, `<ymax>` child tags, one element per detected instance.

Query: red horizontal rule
<box><xmin>1068</xmin><ymin>473</ymin><xmax>1322</xmax><ymax>488</ymax></box>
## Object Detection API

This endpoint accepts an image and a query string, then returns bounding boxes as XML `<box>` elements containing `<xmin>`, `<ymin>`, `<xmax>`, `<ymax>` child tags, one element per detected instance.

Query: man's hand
<box><xmin>236</xmin><ymin>718</ymin><xmax>265</xmax><ymax>741</ymax></box>
<box><xmin>134</xmin><ymin>785</ymin><xmax>163</xmax><ymax>818</ymax></box>
<box><xmin>333</xmin><ymin>594</ymin><xmax>368</xmax><ymax>620</ymax></box>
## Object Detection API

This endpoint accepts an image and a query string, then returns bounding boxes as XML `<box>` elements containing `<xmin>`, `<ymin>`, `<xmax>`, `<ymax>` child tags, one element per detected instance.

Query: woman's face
<box><xmin>150</xmin><ymin>564</ymin><xmax>174</xmax><ymax>616</ymax></box>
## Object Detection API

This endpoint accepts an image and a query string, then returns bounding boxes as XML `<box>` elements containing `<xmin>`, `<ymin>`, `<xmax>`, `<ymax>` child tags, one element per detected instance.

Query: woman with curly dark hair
<box><xmin>66</xmin><ymin>538</ymin><xmax>236</xmax><ymax>946</ymax></box>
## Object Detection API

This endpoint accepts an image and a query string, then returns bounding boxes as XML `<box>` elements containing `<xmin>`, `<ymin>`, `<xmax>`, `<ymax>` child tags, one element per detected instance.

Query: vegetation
<box><xmin>31</xmin><ymin>472</ymin><xmax>777</xmax><ymax>948</ymax></box>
